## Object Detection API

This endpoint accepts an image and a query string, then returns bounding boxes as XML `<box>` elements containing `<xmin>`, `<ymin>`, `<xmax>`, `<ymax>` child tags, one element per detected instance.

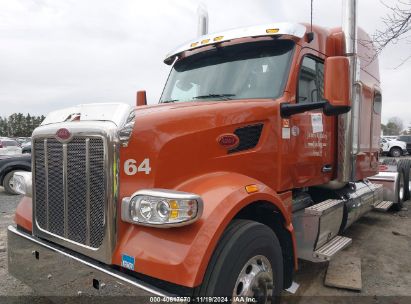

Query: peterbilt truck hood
<box><xmin>120</xmin><ymin>98</ymin><xmax>280</xmax><ymax>192</ymax></box>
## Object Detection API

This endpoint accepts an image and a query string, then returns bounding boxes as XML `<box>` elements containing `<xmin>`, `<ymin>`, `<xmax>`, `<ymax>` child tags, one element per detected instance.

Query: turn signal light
<box><xmin>245</xmin><ymin>184</ymin><xmax>259</xmax><ymax>194</ymax></box>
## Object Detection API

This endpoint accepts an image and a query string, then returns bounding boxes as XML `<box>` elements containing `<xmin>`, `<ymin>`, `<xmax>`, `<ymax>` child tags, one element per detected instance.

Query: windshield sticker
<box><xmin>282</xmin><ymin>127</ymin><xmax>291</xmax><ymax>139</ymax></box>
<box><xmin>311</xmin><ymin>113</ymin><xmax>323</xmax><ymax>133</ymax></box>
<box><xmin>121</xmin><ymin>254</ymin><xmax>135</xmax><ymax>271</ymax></box>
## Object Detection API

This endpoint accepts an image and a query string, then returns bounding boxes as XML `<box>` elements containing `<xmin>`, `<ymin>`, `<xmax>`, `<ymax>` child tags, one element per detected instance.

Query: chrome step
<box><xmin>313</xmin><ymin>236</ymin><xmax>352</xmax><ymax>261</ymax></box>
<box><xmin>305</xmin><ymin>199</ymin><xmax>343</xmax><ymax>216</ymax></box>
<box><xmin>373</xmin><ymin>200</ymin><xmax>393</xmax><ymax>211</ymax></box>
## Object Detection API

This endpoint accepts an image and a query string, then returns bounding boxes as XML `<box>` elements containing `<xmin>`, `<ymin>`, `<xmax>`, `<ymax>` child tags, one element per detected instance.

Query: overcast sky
<box><xmin>0</xmin><ymin>0</ymin><xmax>409</xmax><ymax>125</ymax></box>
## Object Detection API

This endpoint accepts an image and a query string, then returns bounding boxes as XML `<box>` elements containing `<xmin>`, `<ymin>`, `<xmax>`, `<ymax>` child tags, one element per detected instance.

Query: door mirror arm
<box><xmin>323</xmin><ymin>102</ymin><xmax>351</xmax><ymax>116</ymax></box>
<box><xmin>280</xmin><ymin>101</ymin><xmax>325</xmax><ymax>118</ymax></box>
<box><xmin>280</xmin><ymin>101</ymin><xmax>350</xmax><ymax>118</ymax></box>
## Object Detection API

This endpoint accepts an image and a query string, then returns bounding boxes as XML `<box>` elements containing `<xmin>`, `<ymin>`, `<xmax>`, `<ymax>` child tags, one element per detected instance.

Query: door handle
<box><xmin>322</xmin><ymin>165</ymin><xmax>333</xmax><ymax>173</ymax></box>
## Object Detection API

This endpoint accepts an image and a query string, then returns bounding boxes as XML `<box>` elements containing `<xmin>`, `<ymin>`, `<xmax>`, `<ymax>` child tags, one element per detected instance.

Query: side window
<box><xmin>373</xmin><ymin>92</ymin><xmax>382</xmax><ymax>114</ymax></box>
<box><xmin>298</xmin><ymin>56</ymin><xmax>324</xmax><ymax>103</ymax></box>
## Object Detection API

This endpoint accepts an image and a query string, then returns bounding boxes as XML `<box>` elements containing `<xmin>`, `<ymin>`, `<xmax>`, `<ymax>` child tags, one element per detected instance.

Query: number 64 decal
<box><xmin>124</xmin><ymin>158</ymin><xmax>151</xmax><ymax>175</ymax></box>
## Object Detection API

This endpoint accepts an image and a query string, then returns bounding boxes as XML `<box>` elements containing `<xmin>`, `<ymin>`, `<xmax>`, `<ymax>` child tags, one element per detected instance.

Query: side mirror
<box><xmin>136</xmin><ymin>90</ymin><xmax>147</xmax><ymax>107</ymax></box>
<box><xmin>323</xmin><ymin>56</ymin><xmax>351</xmax><ymax>114</ymax></box>
<box><xmin>280</xmin><ymin>56</ymin><xmax>352</xmax><ymax>118</ymax></box>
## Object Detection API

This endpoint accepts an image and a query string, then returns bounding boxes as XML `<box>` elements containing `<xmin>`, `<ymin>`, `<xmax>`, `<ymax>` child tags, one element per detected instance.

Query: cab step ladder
<box><xmin>373</xmin><ymin>201</ymin><xmax>394</xmax><ymax>212</ymax></box>
<box><xmin>313</xmin><ymin>235</ymin><xmax>352</xmax><ymax>261</ymax></box>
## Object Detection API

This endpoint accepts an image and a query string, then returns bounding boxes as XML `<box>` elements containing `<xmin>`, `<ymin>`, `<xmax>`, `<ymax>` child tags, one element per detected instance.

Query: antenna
<box><xmin>307</xmin><ymin>0</ymin><xmax>314</xmax><ymax>42</ymax></box>
<box><xmin>197</xmin><ymin>3</ymin><xmax>209</xmax><ymax>37</ymax></box>
<box><xmin>311</xmin><ymin>0</ymin><xmax>313</xmax><ymax>32</ymax></box>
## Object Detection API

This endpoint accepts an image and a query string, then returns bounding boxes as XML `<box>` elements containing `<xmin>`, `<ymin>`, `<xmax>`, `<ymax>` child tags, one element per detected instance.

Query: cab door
<box><xmin>287</xmin><ymin>53</ymin><xmax>337</xmax><ymax>188</ymax></box>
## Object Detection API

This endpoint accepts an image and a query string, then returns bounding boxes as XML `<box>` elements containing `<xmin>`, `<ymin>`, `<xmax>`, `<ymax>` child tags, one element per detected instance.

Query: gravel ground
<box><xmin>0</xmin><ymin>188</ymin><xmax>39</xmax><ymax>304</ymax></box>
<box><xmin>0</xmin><ymin>186</ymin><xmax>410</xmax><ymax>303</ymax></box>
<box><xmin>285</xmin><ymin>200</ymin><xmax>411</xmax><ymax>304</ymax></box>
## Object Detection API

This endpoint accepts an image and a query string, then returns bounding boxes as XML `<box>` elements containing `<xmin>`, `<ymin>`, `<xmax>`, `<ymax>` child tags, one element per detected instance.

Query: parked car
<box><xmin>21</xmin><ymin>140</ymin><xmax>31</xmax><ymax>154</ymax></box>
<box><xmin>15</xmin><ymin>137</ymin><xmax>30</xmax><ymax>146</ymax></box>
<box><xmin>0</xmin><ymin>154</ymin><xmax>31</xmax><ymax>194</ymax></box>
<box><xmin>380</xmin><ymin>137</ymin><xmax>407</xmax><ymax>157</ymax></box>
<box><xmin>397</xmin><ymin>135</ymin><xmax>411</xmax><ymax>154</ymax></box>
<box><xmin>0</xmin><ymin>138</ymin><xmax>22</xmax><ymax>155</ymax></box>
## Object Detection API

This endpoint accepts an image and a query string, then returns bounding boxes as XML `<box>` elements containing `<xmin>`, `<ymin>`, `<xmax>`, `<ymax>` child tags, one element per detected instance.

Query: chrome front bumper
<box><xmin>7</xmin><ymin>225</ymin><xmax>171</xmax><ymax>297</ymax></box>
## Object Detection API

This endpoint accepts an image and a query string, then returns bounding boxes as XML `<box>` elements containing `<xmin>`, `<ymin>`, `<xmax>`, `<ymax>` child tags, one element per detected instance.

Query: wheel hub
<box><xmin>233</xmin><ymin>255</ymin><xmax>274</xmax><ymax>304</ymax></box>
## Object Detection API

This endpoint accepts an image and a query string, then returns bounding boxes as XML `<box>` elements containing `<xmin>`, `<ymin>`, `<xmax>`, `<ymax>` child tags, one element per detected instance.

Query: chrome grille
<box><xmin>34</xmin><ymin>137</ymin><xmax>106</xmax><ymax>248</ymax></box>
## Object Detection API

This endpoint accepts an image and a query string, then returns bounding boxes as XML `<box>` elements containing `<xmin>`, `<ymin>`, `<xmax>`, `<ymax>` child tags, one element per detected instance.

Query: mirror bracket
<box><xmin>280</xmin><ymin>101</ymin><xmax>326</xmax><ymax>118</ymax></box>
<box><xmin>323</xmin><ymin>102</ymin><xmax>351</xmax><ymax>116</ymax></box>
<box><xmin>280</xmin><ymin>101</ymin><xmax>351</xmax><ymax>118</ymax></box>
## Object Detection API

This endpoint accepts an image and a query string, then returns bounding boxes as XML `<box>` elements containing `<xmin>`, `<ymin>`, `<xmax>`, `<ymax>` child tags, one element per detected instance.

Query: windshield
<box><xmin>160</xmin><ymin>40</ymin><xmax>295</xmax><ymax>103</ymax></box>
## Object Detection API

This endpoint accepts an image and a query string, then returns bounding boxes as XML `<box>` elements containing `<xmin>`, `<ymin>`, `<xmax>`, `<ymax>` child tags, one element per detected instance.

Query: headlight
<box><xmin>121</xmin><ymin>189</ymin><xmax>203</xmax><ymax>227</ymax></box>
<box><xmin>118</xmin><ymin>110</ymin><xmax>136</xmax><ymax>147</ymax></box>
<box><xmin>12</xmin><ymin>171</ymin><xmax>32</xmax><ymax>197</ymax></box>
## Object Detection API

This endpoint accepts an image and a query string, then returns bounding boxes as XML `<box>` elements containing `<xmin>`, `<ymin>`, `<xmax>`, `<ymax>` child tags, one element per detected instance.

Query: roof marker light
<box><xmin>266</xmin><ymin>28</ymin><xmax>280</xmax><ymax>34</ymax></box>
<box><xmin>190</xmin><ymin>42</ymin><xmax>199</xmax><ymax>48</ymax></box>
<box><xmin>213</xmin><ymin>36</ymin><xmax>224</xmax><ymax>42</ymax></box>
<box><xmin>201</xmin><ymin>39</ymin><xmax>210</xmax><ymax>44</ymax></box>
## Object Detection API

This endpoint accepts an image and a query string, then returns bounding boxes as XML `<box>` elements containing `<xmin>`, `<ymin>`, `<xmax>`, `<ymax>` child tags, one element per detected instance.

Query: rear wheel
<box><xmin>195</xmin><ymin>220</ymin><xmax>284</xmax><ymax>303</ymax></box>
<box><xmin>392</xmin><ymin>169</ymin><xmax>405</xmax><ymax>211</ymax></box>
<box><xmin>390</xmin><ymin>147</ymin><xmax>402</xmax><ymax>157</ymax></box>
<box><xmin>397</xmin><ymin>159</ymin><xmax>411</xmax><ymax>201</ymax></box>
<box><xmin>3</xmin><ymin>171</ymin><xmax>19</xmax><ymax>195</ymax></box>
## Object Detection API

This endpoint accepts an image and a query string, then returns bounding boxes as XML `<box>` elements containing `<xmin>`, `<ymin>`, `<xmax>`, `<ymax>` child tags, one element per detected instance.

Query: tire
<box><xmin>389</xmin><ymin>147</ymin><xmax>402</xmax><ymax>158</ymax></box>
<box><xmin>397</xmin><ymin>159</ymin><xmax>411</xmax><ymax>200</ymax></box>
<box><xmin>392</xmin><ymin>168</ymin><xmax>405</xmax><ymax>211</ymax></box>
<box><xmin>194</xmin><ymin>220</ymin><xmax>284</xmax><ymax>303</ymax></box>
<box><xmin>3</xmin><ymin>171</ymin><xmax>19</xmax><ymax>195</ymax></box>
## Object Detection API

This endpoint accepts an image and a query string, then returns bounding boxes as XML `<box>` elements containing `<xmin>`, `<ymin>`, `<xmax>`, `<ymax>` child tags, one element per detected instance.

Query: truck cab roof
<box><xmin>164</xmin><ymin>22</ymin><xmax>306</xmax><ymax>64</ymax></box>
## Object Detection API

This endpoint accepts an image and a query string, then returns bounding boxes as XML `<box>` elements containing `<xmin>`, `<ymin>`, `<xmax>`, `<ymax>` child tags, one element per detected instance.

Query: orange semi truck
<box><xmin>7</xmin><ymin>0</ymin><xmax>410</xmax><ymax>302</ymax></box>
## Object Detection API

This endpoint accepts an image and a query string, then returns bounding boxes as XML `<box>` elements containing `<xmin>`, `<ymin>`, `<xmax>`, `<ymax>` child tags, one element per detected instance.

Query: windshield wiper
<box><xmin>193</xmin><ymin>94</ymin><xmax>235</xmax><ymax>100</ymax></box>
<box><xmin>161</xmin><ymin>99</ymin><xmax>178</xmax><ymax>104</ymax></box>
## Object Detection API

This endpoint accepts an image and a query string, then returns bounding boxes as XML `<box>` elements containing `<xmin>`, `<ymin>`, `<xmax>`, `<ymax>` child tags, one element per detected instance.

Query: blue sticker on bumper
<box><xmin>121</xmin><ymin>254</ymin><xmax>135</xmax><ymax>271</ymax></box>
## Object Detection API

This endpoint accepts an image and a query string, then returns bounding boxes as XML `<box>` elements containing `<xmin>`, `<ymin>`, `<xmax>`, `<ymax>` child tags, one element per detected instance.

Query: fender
<box><xmin>113</xmin><ymin>171</ymin><xmax>295</xmax><ymax>287</ymax></box>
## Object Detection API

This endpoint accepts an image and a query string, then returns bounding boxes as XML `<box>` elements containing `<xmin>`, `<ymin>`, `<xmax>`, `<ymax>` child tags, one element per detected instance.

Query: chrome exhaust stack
<box><xmin>197</xmin><ymin>4</ymin><xmax>209</xmax><ymax>36</ymax></box>
<box><xmin>338</xmin><ymin>0</ymin><xmax>360</xmax><ymax>182</ymax></box>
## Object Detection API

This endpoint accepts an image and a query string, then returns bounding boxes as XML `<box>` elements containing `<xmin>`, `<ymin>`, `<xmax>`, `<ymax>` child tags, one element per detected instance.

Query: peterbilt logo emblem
<box><xmin>217</xmin><ymin>133</ymin><xmax>239</xmax><ymax>149</ymax></box>
<box><xmin>55</xmin><ymin>128</ymin><xmax>71</xmax><ymax>141</ymax></box>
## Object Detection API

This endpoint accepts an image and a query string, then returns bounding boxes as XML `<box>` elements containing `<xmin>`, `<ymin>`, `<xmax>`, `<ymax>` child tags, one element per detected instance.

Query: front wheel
<box><xmin>3</xmin><ymin>171</ymin><xmax>19</xmax><ymax>195</ymax></box>
<box><xmin>194</xmin><ymin>220</ymin><xmax>284</xmax><ymax>303</ymax></box>
<box><xmin>390</xmin><ymin>147</ymin><xmax>402</xmax><ymax>158</ymax></box>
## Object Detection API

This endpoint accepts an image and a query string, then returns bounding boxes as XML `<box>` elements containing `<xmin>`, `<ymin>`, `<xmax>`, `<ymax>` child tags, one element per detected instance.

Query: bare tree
<box><xmin>373</xmin><ymin>0</ymin><xmax>411</xmax><ymax>67</ymax></box>
<box><xmin>385</xmin><ymin>116</ymin><xmax>404</xmax><ymax>135</ymax></box>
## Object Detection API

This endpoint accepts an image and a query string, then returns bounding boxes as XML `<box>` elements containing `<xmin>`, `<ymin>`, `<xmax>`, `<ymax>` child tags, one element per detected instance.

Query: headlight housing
<box><xmin>12</xmin><ymin>171</ymin><xmax>32</xmax><ymax>197</ymax></box>
<box><xmin>121</xmin><ymin>189</ymin><xmax>203</xmax><ymax>227</ymax></box>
